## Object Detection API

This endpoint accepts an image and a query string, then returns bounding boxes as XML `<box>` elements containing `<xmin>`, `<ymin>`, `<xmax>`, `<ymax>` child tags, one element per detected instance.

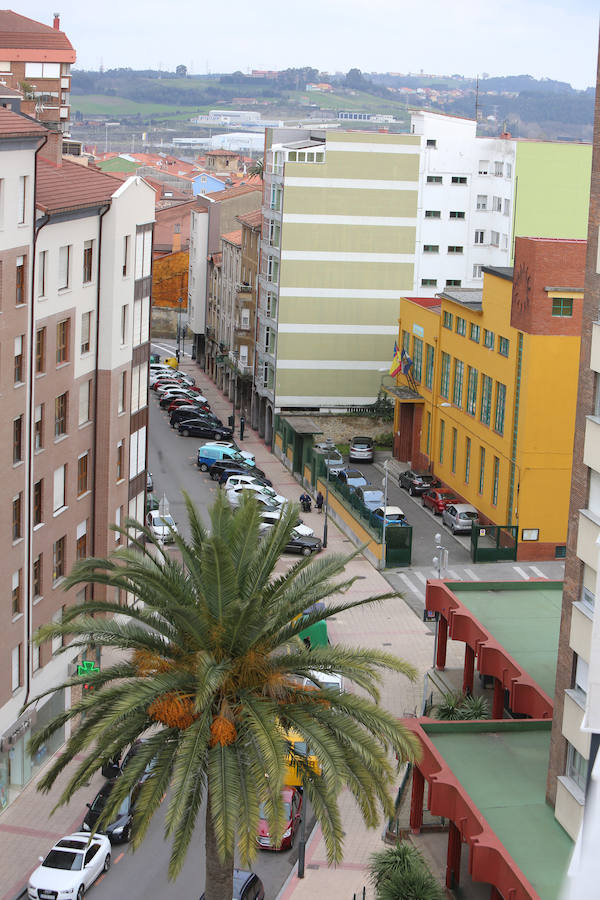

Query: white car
<box><xmin>146</xmin><ymin>510</ymin><xmax>178</xmax><ymax>543</ymax></box>
<box><xmin>227</xmin><ymin>483</ymin><xmax>286</xmax><ymax>506</ymax></box>
<box><xmin>223</xmin><ymin>474</ymin><xmax>271</xmax><ymax>492</ymax></box>
<box><xmin>28</xmin><ymin>832</ymin><xmax>111</xmax><ymax>900</ymax></box>
<box><xmin>204</xmin><ymin>442</ymin><xmax>255</xmax><ymax>465</ymax></box>
<box><xmin>260</xmin><ymin>509</ymin><xmax>315</xmax><ymax>537</ymax></box>
<box><xmin>227</xmin><ymin>490</ymin><xmax>281</xmax><ymax>511</ymax></box>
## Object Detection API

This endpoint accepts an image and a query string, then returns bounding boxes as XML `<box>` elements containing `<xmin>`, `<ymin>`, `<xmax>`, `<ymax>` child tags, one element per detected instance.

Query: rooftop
<box><xmin>36</xmin><ymin>157</ymin><xmax>121</xmax><ymax>214</ymax></box>
<box><xmin>236</xmin><ymin>209</ymin><xmax>262</xmax><ymax>230</ymax></box>
<box><xmin>483</xmin><ymin>265</ymin><xmax>514</xmax><ymax>282</ymax></box>
<box><xmin>202</xmin><ymin>183</ymin><xmax>262</xmax><ymax>202</ymax></box>
<box><xmin>0</xmin><ymin>10</ymin><xmax>75</xmax><ymax>60</ymax></box>
<box><xmin>0</xmin><ymin>106</ymin><xmax>46</xmax><ymax>138</ymax></box>
<box><xmin>222</xmin><ymin>229</ymin><xmax>242</xmax><ymax>246</ymax></box>
<box><xmin>437</xmin><ymin>287</ymin><xmax>483</xmax><ymax>310</ymax></box>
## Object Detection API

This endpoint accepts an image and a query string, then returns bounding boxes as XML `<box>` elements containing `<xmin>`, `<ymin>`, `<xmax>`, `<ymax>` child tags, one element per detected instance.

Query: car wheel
<box><xmin>213</xmin><ymin>431</ymin><xmax>223</xmax><ymax>439</ymax></box>
<box><xmin>409</xmin><ymin>486</ymin><xmax>415</xmax><ymax>496</ymax></box>
<box><xmin>77</xmin><ymin>886</ymin><xmax>85</xmax><ymax>900</ymax></box>
<box><xmin>302</xmin><ymin>547</ymin><xmax>312</xmax><ymax>556</ymax></box>
<box><xmin>183</xmin><ymin>428</ymin><xmax>191</xmax><ymax>437</ymax></box>
<box><xmin>199</xmin><ymin>463</ymin><xmax>208</xmax><ymax>472</ymax></box>
<box><xmin>103</xmin><ymin>853</ymin><xmax>111</xmax><ymax>871</ymax></box>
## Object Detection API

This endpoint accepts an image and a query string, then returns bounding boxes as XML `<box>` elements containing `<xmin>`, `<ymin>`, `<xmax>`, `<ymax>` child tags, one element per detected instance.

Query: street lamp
<box><xmin>176</xmin><ymin>296</ymin><xmax>184</xmax><ymax>362</ymax></box>
<box><xmin>380</xmin><ymin>459</ymin><xmax>389</xmax><ymax>570</ymax></box>
<box><xmin>322</xmin><ymin>438</ymin><xmax>335</xmax><ymax>549</ymax></box>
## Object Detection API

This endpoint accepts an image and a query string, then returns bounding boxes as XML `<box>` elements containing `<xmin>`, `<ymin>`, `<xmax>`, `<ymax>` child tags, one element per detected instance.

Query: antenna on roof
<box><xmin>475</xmin><ymin>74</ymin><xmax>479</xmax><ymax>124</ymax></box>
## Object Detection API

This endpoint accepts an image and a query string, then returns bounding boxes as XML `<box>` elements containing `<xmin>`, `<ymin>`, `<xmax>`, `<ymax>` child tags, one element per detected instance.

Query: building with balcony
<box><xmin>391</xmin><ymin>236</ymin><xmax>585</xmax><ymax>560</ymax></box>
<box><xmin>0</xmin><ymin>110</ymin><xmax>155</xmax><ymax>811</ymax></box>
<box><xmin>0</xmin><ymin>11</ymin><xmax>75</xmax><ymax>132</ymax></box>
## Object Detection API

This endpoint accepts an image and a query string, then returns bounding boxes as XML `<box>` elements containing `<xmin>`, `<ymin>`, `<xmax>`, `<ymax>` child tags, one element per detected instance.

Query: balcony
<box><xmin>584</xmin><ymin>416</ymin><xmax>600</xmax><ymax>471</ymax></box>
<box><xmin>576</xmin><ymin>508</ymin><xmax>600</xmax><ymax>570</ymax></box>
<box><xmin>590</xmin><ymin>322</ymin><xmax>600</xmax><ymax>373</ymax></box>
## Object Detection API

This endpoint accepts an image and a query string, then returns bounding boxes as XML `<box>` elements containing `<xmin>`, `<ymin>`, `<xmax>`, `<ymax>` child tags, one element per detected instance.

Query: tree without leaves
<box><xmin>27</xmin><ymin>492</ymin><xmax>420</xmax><ymax>900</ymax></box>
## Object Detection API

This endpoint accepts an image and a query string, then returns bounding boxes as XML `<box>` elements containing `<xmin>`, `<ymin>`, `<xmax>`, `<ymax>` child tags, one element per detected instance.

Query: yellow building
<box><xmin>391</xmin><ymin>237</ymin><xmax>585</xmax><ymax>560</ymax></box>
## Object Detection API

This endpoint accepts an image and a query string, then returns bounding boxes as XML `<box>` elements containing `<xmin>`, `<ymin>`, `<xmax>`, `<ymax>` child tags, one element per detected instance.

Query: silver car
<box><xmin>442</xmin><ymin>503</ymin><xmax>479</xmax><ymax>534</ymax></box>
<box><xmin>349</xmin><ymin>436</ymin><xmax>374</xmax><ymax>463</ymax></box>
<box><xmin>355</xmin><ymin>487</ymin><xmax>385</xmax><ymax>511</ymax></box>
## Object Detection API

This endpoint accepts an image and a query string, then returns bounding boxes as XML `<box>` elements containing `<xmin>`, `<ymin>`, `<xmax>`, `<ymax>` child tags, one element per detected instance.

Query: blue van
<box><xmin>197</xmin><ymin>444</ymin><xmax>255</xmax><ymax>472</ymax></box>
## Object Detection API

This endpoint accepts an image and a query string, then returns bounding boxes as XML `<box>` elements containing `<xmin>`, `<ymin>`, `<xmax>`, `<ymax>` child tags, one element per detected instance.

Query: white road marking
<box><xmin>530</xmin><ymin>566</ymin><xmax>548</xmax><ymax>579</ymax></box>
<box><xmin>463</xmin><ymin>568</ymin><xmax>481</xmax><ymax>581</ymax></box>
<box><xmin>414</xmin><ymin>572</ymin><xmax>428</xmax><ymax>585</ymax></box>
<box><xmin>399</xmin><ymin>574</ymin><xmax>419</xmax><ymax>593</ymax></box>
<box><xmin>513</xmin><ymin>566</ymin><xmax>530</xmax><ymax>580</ymax></box>
<box><xmin>446</xmin><ymin>569</ymin><xmax>459</xmax><ymax>579</ymax></box>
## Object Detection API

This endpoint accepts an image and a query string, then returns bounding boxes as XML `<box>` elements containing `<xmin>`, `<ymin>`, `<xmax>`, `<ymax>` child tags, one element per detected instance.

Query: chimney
<box><xmin>53</xmin><ymin>12</ymin><xmax>60</xmax><ymax>30</ymax></box>
<box><xmin>40</xmin><ymin>129</ymin><xmax>63</xmax><ymax>166</ymax></box>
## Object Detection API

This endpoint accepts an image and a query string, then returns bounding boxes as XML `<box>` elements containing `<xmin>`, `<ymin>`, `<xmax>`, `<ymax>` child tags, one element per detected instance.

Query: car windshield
<box><xmin>232</xmin><ymin>452</ymin><xmax>245</xmax><ymax>462</ymax></box>
<box><xmin>43</xmin><ymin>850</ymin><xmax>83</xmax><ymax>871</ymax></box>
<box><xmin>460</xmin><ymin>512</ymin><xmax>478</xmax><ymax>520</ymax></box>
<box><xmin>353</xmin><ymin>438</ymin><xmax>371</xmax><ymax>447</ymax></box>
<box><xmin>157</xmin><ymin>516</ymin><xmax>175</xmax><ymax>527</ymax></box>
<box><xmin>362</xmin><ymin>491</ymin><xmax>383</xmax><ymax>501</ymax></box>
<box><xmin>259</xmin><ymin>801</ymin><xmax>292</xmax><ymax>820</ymax></box>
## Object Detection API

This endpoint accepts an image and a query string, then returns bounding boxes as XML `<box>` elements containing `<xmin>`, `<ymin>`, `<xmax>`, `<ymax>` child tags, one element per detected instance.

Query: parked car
<box><xmin>159</xmin><ymin>389</ymin><xmax>206</xmax><ymax>408</ymax></box>
<box><xmin>336</xmin><ymin>467</ymin><xmax>368</xmax><ymax>492</ymax></box>
<box><xmin>146</xmin><ymin>471</ymin><xmax>153</xmax><ymax>492</ymax></box>
<box><xmin>296</xmin><ymin>669</ymin><xmax>344</xmax><ymax>692</ymax></box>
<box><xmin>354</xmin><ymin>487</ymin><xmax>385</xmax><ymax>511</ymax></box>
<box><xmin>167</xmin><ymin>397</ymin><xmax>210</xmax><ymax>414</ymax></box>
<box><xmin>313</xmin><ymin>444</ymin><xmax>345</xmax><ymax>475</ymax></box>
<box><xmin>145</xmin><ymin>492</ymin><xmax>159</xmax><ymax>513</ymax></box>
<box><xmin>442</xmin><ymin>503</ymin><xmax>479</xmax><ymax>534</ymax></box>
<box><xmin>372</xmin><ymin>506</ymin><xmax>409</xmax><ymax>526</ymax></box>
<box><xmin>422</xmin><ymin>488</ymin><xmax>461</xmax><ymax>515</ymax></box>
<box><xmin>227</xmin><ymin>490</ymin><xmax>280</xmax><ymax>512</ymax></box>
<box><xmin>257</xmin><ymin>786</ymin><xmax>303</xmax><ymax>851</ymax></box>
<box><xmin>197</xmin><ymin>444</ymin><xmax>252</xmax><ymax>471</ymax></box>
<box><xmin>82</xmin><ymin>779</ymin><xmax>142</xmax><ymax>843</ymax></box>
<box><xmin>209</xmin><ymin>460</ymin><xmax>270</xmax><ymax>484</ymax></box>
<box><xmin>398</xmin><ymin>470</ymin><xmax>440</xmax><ymax>496</ymax></box>
<box><xmin>179</xmin><ymin>418</ymin><xmax>233</xmax><ymax>441</ymax></box>
<box><xmin>170</xmin><ymin>407</ymin><xmax>221</xmax><ymax>429</ymax></box>
<box><xmin>198</xmin><ymin>869</ymin><xmax>264</xmax><ymax>900</ymax></box>
<box><xmin>259</xmin><ymin>509</ymin><xmax>314</xmax><ymax>537</ymax></box>
<box><xmin>226</xmin><ymin>483</ymin><xmax>286</xmax><ymax>506</ymax></box>
<box><xmin>151</xmin><ymin>376</ymin><xmax>181</xmax><ymax>392</ymax></box>
<box><xmin>349</xmin><ymin>436</ymin><xmax>374</xmax><ymax>463</ymax></box>
<box><xmin>223</xmin><ymin>474</ymin><xmax>273</xmax><ymax>493</ymax></box>
<box><xmin>284</xmin><ymin>531</ymin><xmax>322</xmax><ymax>556</ymax></box>
<box><xmin>28</xmin><ymin>833</ymin><xmax>112</xmax><ymax>900</ymax></box>
<box><xmin>204</xmin><ymin>441</ymin><xmax>255</xmax><ymax>465</ymax></box>
<box><xmin>145</xmin><ymin>510</ymin><xmax>178</xmax><ymax>543</ymax></box>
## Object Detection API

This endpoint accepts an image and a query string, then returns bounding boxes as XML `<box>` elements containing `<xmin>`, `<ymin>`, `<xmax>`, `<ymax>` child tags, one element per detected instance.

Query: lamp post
<box><xmin>380</xmin><ymin>459</ymin><xmax>389</xmax><ymax>570</ymax></box>
<box><xmin>322</xmin><ymin>437</ymin><xmax>334</xmax><ymax>549</ymax></box>
<box><xmin>176</xmin><ymin>296</ymin><xmax>183</xmax><ymax>362</ymax></box>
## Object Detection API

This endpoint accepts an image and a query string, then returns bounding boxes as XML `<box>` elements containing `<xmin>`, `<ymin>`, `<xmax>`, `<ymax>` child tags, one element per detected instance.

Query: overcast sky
<box><xmin>15</xmin><ymin>0</ymin><xmax>600</xmax><ymax>89</ymax></box>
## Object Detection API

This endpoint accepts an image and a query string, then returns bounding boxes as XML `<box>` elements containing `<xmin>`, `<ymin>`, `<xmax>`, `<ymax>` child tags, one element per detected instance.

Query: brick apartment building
<box><xmin>0</xmin><ymin>108</ymin><xmax>155</xmax><ymax>811</ymax></box>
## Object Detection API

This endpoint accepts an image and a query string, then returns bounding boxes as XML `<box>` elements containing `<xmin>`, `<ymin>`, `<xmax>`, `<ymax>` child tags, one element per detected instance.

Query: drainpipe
<box><xmin>91</xmin><ymin>204</ymin><xmax>111</xmax><ymax>563</ymax></box>
<box><xmin>24</xmin><ymin>134</ymin><xmax>48</xmax><ymax>708</ymax></box>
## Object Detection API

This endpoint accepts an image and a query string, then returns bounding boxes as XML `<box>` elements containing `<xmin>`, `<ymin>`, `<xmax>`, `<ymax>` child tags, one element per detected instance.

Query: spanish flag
<box><xmin>389</xmin><ymin>341</ymin><xmax>402</xmax><ymax>377</ymax></box>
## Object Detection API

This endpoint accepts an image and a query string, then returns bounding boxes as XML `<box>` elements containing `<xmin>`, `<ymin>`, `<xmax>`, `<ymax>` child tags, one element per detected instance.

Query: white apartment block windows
<box><xmin>239</xmin><ymin>344</ymin><xmax>248</xmax><ymax>364</ymax></box>
<box><xmin>241</xmin><ymin>309</ymin><xmax>250</xmax><ymax>330</ymax></box>
<box><xmin>132</xmin><ymin>297</ymin><xmax>150</xmax><ymax>347</ymax></box>
<box><xmin>129</xmin><ymin>426</ymin><xmax>147</xmax><ymax>479</ymax></box>
<box><xmin>494</xmin><ymin>161</ymin><xmax>503</xmax><ymax>176</ymax></box>
<box><xmin>503</xmin><ymin>199</ymin><xmax>511</xmax><ymax>216</ymax></box>
<box><xmin>265</xmin><ymin>291</ymin><xmax>276</xmax><ymax>318</ymax></box>
<box><xmin>478</xmin><ymin>161</ymin><xmax>489</xmax><ymax>175</ymax></box>
<box><xmin>135</xmin><ymin>225</ymin><xmax>152</xmax><ymax>279</ymax></box>
<box><xmin>123</xmin><ymin>235</ymin><xmax>130</xmax><ymax>276</ymax></box>
<box><xmin>130</xmin><ymin>362</ymin><xmax>148</xmax><ymax>413</ymax></box>
<box><xmin>38</xmin><ymin>249</ymin><xmax>47</xmax><ymax>297</ymax></box>
<box><xmin>81</xmin><ymin>311</ymin><xmax>92</xmax><ymax>354</ymax></box>
<box><xmin>501</xmin><ymin>234</ymin><xmax>508</xmax><ymax>250</ymax></box>
<box><xmin>491</xmin><ymin>231</ymin><xmax>500</xmax><ymax>247</ymax></box>
<box><xmin>25</xmin><ymin>62</ymin><xmax>60</xmax><ymax>77</ymax></box>
<box><xmin>474</xmin><ymin>230</ymin><xmax>485</xmax><ymax>244</ymax></box>
<box><xmin>473</xmin><ymin>265</ymin><xmax>483</xmax><ymax>279</ymax></box>
<box><xmin>121</xmin><ymin>304</ymin><xmax>128</xmax><ymax>345</ymax></box>
<box><xmin>11</xmin><ymin>645</ymin><xmax>21</xmax><ymax>691</ymax></box>
<box><xmin>266</xmin><ymin>257</ymin><xmax>279</xmax><ymax>283</ymax></box>
<box><xmin>118</xmin><ymin>371</ymin><xmax>127</xmax><ymax>414</ymax></box>
<box><xmin>476</xmin><ymin>195</ymin><xmax>488</xmax><ymax>210</ymax></box>
<box><xmin>58</xmin><ymin>244</ymin><xmax>71</xmax><ymax>290</ymax></box>
<box><xmin>427</xmin><ymin>175</ymin><xmax>442</xmax><ymax>184</ymax></box>
<box><xmin>18</xmin><ymin>175</ymin><xmax>26</xmax><ymax>224</ymax></box>
<box><xmin>506</xmin><ymin>162</ymin><xmax>513</xmax><ymax>178</ymax></box>
<box><xmin>492</xmin><ymin>196</ymin><xmax>502</xmax><ymax>212</ymax></box>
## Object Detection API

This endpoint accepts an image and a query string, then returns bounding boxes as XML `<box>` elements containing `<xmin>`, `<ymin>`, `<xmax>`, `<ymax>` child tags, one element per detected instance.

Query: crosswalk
<box><xmin>394</xmin><ymin>562</ymin><xmax>560</xmax><ymax>600</ymax></box>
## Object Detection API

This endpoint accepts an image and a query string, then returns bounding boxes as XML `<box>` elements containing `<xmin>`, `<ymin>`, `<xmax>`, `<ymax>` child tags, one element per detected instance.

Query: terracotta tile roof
<box><xmin>36</xmin><ymin>157</ymin><xmax>121</xmax><ymax>214</ymax></box>
<box><xmin>222</xmin><ymin>229</ymin><xmax>242</xmax><ymax>246</ymax></box>
<box><xmin>0</xmin><ymin>11</ymin><xmax>75</xmax><ymax>60</ymax></box>
<box><xmin>0</xmin><ymin>85</ymin><xmax>23</xmax><ymax>97</ymax></box>
<box><xmin>0</xmin><ymin>106</ymin><xmax>46</xmax><ymax>138</ymax></box>
<box><xmin>202</xmin><ymin>183</ymin><xmax>262</xmax><ymax>202</ymax></box>
<box><xmin>237</xmin><ymin>209</ymin><xmax>262</xmax><ymax>230</ymax></box>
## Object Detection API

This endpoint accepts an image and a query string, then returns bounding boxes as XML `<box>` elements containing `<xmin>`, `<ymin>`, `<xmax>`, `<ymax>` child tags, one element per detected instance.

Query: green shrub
<box><xmin>374</xmin><ymin>431</ymin><xmax>394</xmax><ymax>448</ymax></box>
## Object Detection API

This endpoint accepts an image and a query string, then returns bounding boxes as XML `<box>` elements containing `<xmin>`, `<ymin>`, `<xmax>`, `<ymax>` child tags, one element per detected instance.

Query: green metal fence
<box><xmin>471</xmin><ymin>524</ymin><xmax>518</xmax><ymax>563</ymax></box>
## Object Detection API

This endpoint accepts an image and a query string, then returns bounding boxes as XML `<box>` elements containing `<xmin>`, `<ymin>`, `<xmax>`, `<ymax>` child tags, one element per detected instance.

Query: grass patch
<box><xmin>72</xmin><ymin>94</ymin><xmax>200</xmax><ymax>119</ymax></box>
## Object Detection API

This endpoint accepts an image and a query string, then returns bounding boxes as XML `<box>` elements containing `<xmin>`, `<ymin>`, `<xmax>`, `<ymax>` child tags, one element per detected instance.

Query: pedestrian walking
<box><xmin>316</xmin><ymin>490</ymin><xmax>324</xmax><ymax>513</ymax></box>
<box><xmin>239</xmin><ymin>413</ymin><xmax>246</xmax><ymax>440</ymax></box>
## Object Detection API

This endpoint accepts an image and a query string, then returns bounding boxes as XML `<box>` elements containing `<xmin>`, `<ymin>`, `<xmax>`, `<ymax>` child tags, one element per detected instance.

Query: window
<box><xmin>440</xmin><ymin>353</ymin><xmax>450</xmax><ymax>398</ymax></box>
<box><xmin>426</xmin><ymin>139</ymin><xmax>437</xmax><ymax>148</ymax></box>
<box><xmin>421</xmin><ymin>278</ymin><xmax>437</xmax><ymax>287</ymax></box>
<box><xmin>34</xmin><ymin>480</ymin><xmax>43</xmax><ymax>526</ymax></box>
<box><xmin>552</xmin><ymin>297</ymin><xmax>573</xmax><ymax>317</ymax></box>
<box><xmin>412</xmin><ymin>337</ymin><xmax>423</xmax><ymax>382</ymax></box>
<box><xmin>38</xmin><ymin>249</ymin><xmax>47</xmax><ymax>296</ymax></box>
<box><xmin>12</xmin><ymin>493</ymin><xmax>22</xmax><ymax>541</ymax></box>
<box><xmin>439</xmin><ymin>419</ymin><xmax>445</xmax><ymax>464</ymax></box>
<box><xmin>81</xmin><ymin>311</ymin><xmax>91</xmax><ymax>354</ymax></box>
<box><xmin>498</xmin><ymin>336</ymin><xmax>510</xmax><ymax>357</ymax></box>
<box><xmin>129</xmin><ymin>427</ymin><xmax>147</xmax><ymax>478</ymax></box>
<box><xmin>56</xmin><ymin>318</ymin><xmax>70</xmax><ymax>364</ymax></box>
<box><xmin>465</xmin><ymin>438</ymin><xmax>471</xmax><ymax>484</ymax></box>
<box><xmin>484</xmin><ymin>329</ymin><xmax>495</xmax><ymax>349</ymax></box>
<box><xmin>478</xmin><ymin>161</ymin><xmax>489</xmax><ymax>175</ymax></box>
<box><xmin>18</xmin><ymin>175</ymin><xmax>26</xmax><ymax>224</ymax></box>
<box><xmin>426</xmin><ymin>175</ymin><xmax>442</xmax><ymax>184</ymax></box>
<box><xmin>115</xmin><ymin>506</ymin><xmax>123</xmax><ymax>544</ymax></box>
<box><xmin>11</xmin><ymin>645</ymin><xmax>21</xmax><ymax>691</ymax></box>
<box><xmin>119</xmin><ymin>371</ymin><xmax>126</xmax><ymax>414</ymax></box>
<box><xmin>470</xmin><ymin>323</ymin><xmax>480</xmax><ymax>343</ymax></box>
<box><xmin>121</xmin><ymin>305</ymin><xmax>128</xmax><ymax>344</ymax></box>
<box><xmin>116</xmin><ymin>441</ymin><xmax>124</xmax><ymax>481</ymax></box>
<box><xmin>566</xmin><ymin>744</ymin><xmax>588</xmax><ymax>793</ymax></box>
<box><xmin>446</xmin><ymin>279</ymin><xmax>461</xmax><ymax>287</ymax></box>
<box><xmin>494</xmin><ymin>383</ymin><xmax>506</xmax><ymax>435</ymax></box>
<box><xmin>13</xmin><ymin>415</ymin><xmax>23</xmax><ymax>463</ymax></box>
<box><xmin>456</xmin><ymin>316</ymin><xmax>466</xmax><ymax>335</ymax></box>
<box><xmin>453</xmin><ymin>359</ymin><xmax>464</xmax><ymax>407</ymax></box>
<box><xmin>58</xmin><ymin>244</ymin><xmax>71</xmax><ymax>289</ymax></box>
<box><xmin>79</xmin><ymin>380</ymin><xmax>92</xmax><ymax>425</ymax></box>
<box><xmin>490</xmin><ymin>230</ymin><xmax>500</xmax><ymax>247</ymax></box>
<box><xmin>479</xmin><ymin>447</ymin><xmax>486</xmax><ymax>494</ymax></box>
<box><xmin>574</xmin><ymin>655</ymin><xmax>589</xmax><ymax>702</ymax></box>
<box><xmin>494</xmin><ymin>161</ymin><xmax>503</xmax><ymax>176</ymax></box>
<box><xmin>35</xmin><ymin>327</ymin><xmax>46</xmax><ymax>373</ymax></box>
<box><xmin>503</xmin><ymin>198</ymin><xmax>511</xmax><ymax>216</ymax></box>
<box><xmin>506</xmin><ymin>162</ymin><xmax>513</xmax><ymax>178</ymax></box>
<box><xmin>135</xmin><ymin>224</ymin><xmax>152</xmax><ymax>279</ymax></box>
<box><xmin>451</xmin><ymin>428</ymin><xmax>457</xmax><ymax>473</ymax></box>
<box><xmin>473</xmin><ymin>265</ymin><xmax>483</xmax><ymax>279</ymax></box>
<box><xmin>493</xmin><ymin>196</ymin><xmax>502</xmax><ymax>212</ymax></box>
<box><xmin>480</xmin><ymin>375</ymin><xmax>492</xmax><ymax>425</ymax></box>
<box><xmin>123</xmin><ymin>235</ymin><xmax>130</xmax><ymax>276</ymax></box>
<box><xmin>15</xmin><ymin>255</ymin><xmax>25</xmax><ymax>304</ymax></box>
<box><xmin>476</xmin><ymin>194</ymin><xmax>488</xmax><ymax>210</ymax></box>
<box><xmin>53</xmin><ymin>537</ymin><xmax>66</xmax><ymax>582</ymax></box>
<box><xmin>466</xmin><ymin>367</ymin><xmax>478</xmax><ymax>416</ymax></box>
<box><xmin>492</xmin><ymin>457</ymin><xmax>500</xmax><ymax>505</ymax></box>
<box><xmin>449</xmin><ymin>211</ymin><xmax>465</xmax><ymax>219</ymax></box>
<box><xmin>474</xmin><ymin>229</ymin><xmax>485</xmax><ymax>244</ymax></box>
<box><xmin>55</xmin><ymin>392</ymin><xmax>68</xmax><ymax>437</ymax></box>
<box><xmin>425</xmin><ymin>345</ymin><xmax>434</xmax><ymax>390</ymax></box>
<box><xmin>33</xmin><ymin>555</ymin><xmax>42</xmax><ymax>599</ymax></box>
<box><xmin>450</xmin><ymin>175</ymin><xmax>467</xmax><ymax>185</ymax></box>
<box><xmin>34</xmin><ymin>404</ymin><xmax>44</xmax><ymax>450</ymax></box>
<box><xmin>402</xmin><ymin>330</ymin><xmax>410</xmax><ymax>355</ymax></box>
<box><xmin>76</xmin><ymin>521</ymin><xmax>87</xmax><ymax>560</ymax></box>
<box><xmin>426</xmin><ymin>412</ymin><xmax>431</xmax><ymax>456</ymax></box>
<box><xmin>77</xmin><ymin>453</ymin><xmax>88</xmax><ymax>496</ymax></box>
<box><xmin>53</xmin><ymin>465</ymin><xmax>66</xmax><ymax>512</ymax></box>
<box><xmin>83</xmin><ymin>240</ymin><xmax>93</xmax><ymax>283</ymax></box>
<box><xmin>14</xmin><ymin>334</ymin><xmax>23</xmax><ymax>383</ymax></box>
<box><xmin>425</xmin><ymin>210</ymin><xmax>441</xmax><ymax>219</ymax></box>
<box><xmin>442</xmin><ymin>311</ymin><xmax>453</xmax><ymax>330</ymax></box>
<box><xmin>423</xmin><ymin>244</ymin><xmax>439</xmax><ymax>253</ymax></box>
<box><xmin>448</xmin><ymin>245</ymin><xmax>464</xmax><ymax>254</ymax></box>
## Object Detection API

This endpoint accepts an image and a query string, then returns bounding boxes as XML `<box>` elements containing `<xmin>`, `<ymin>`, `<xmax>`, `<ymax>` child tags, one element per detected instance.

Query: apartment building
<box><xmin>0</xmin><ymin>10</ymin><xmax>75</xmax><ymax>131</ymax></box>
<box><xmin>0</xmin><ymin>111</ymin><xmax>155</xmax><ymax>811</ymax></box>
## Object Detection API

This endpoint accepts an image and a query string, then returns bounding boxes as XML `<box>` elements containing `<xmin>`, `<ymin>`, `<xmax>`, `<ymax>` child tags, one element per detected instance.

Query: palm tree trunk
<box><xmin>204</xmin><ymin>794</ymin><xmax>234</xmax><ymax>900</ymax></box>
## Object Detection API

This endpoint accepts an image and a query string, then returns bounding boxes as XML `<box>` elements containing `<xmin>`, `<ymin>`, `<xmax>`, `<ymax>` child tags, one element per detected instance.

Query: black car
<box><xmin>398</xmin><ymin>470</ymin><xmax>440</xmax><ymax>496</ymax></box>
<box><xmin>160</xmin><ymin>392</ymin><xmax>209</xmax><ymax>410</ymax></box>
<box><xmin>82</xmin><ymin>779</ymin><xmax>141</xmax><ymax>843</ymax></box>
<box><xmin>285</xmin><ymin>532</ymin><xmax>322</xmax><ymax>556</ymax></box>
<box><xmin>209</xmin><ymin>460</ymin><xmax>270</xmax><ymax>483</ymax></box>
<box><xmin>170</xmin><ymin>407</ymin><xmax>222</xmax><ymax>429</ymax></box>
<box><xmin>178</xmin><ymin>417</ymin><xmax>233</xmax><ymax>440</ymax></box>
<box><xmin>199</xmin><ymin>869</ymin><xmax>264</xmax><ymax>900</ymax></box>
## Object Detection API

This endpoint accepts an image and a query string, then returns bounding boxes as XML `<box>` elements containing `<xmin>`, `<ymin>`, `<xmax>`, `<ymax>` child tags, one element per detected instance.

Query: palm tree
<box><xmin>434</xmin><ymin>691</ymin><xmax>490</xmax><ymax>720</ymax></box>
<box><xmin>248</xmin><ymin>157</ymin><xmax>263</xmax><ymax>180</ymax></box>
<box><xmin>27</xmin><ymin>492</ymin><xmax>420</xmax><ymax>900</ymax></box>
<box><xmin>370</xmin><ymin>842</ymin><xmax>445</xmax><ymax>900</ymax></box>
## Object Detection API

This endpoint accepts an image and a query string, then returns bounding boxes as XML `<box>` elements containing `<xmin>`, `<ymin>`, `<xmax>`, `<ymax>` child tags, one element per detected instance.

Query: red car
<box><xmin>422</xmin><ymin>488</ymin><xmax>460</xmax><ymax>515</ymax></box>
<box><xmin>257</xmin><ymin>786</ymin><xmax>303</xmax><ymax>851</ymax></box>
<box><xmin>167</xmin><ymin>398</ymin><xmax>210</xmax><ymax>413</ymax></box>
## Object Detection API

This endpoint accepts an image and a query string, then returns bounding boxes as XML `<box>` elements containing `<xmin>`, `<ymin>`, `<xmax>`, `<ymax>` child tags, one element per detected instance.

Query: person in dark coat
<box><xmin>316</xmin><ymin>491</ymin><xmax>324</xmax><ymax>513</ymax></box>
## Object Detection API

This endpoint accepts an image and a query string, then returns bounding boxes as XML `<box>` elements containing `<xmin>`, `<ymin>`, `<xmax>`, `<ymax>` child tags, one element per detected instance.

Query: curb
<box><xmin>275</xmin><ymin>817</ymin><xmax>321</xmax><ymax>900</ymax></box>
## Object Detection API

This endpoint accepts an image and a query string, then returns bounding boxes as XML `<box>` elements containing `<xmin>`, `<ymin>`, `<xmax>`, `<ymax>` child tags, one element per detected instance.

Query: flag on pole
<box><xmin>400</xmin><ymin>348</ymin><xmax>413</xmax><ymax>375</ymax></box>
<box><xmin>389</xmin><ymin>342</ymin><xmax>403</xmax><ymax>377</ymax></box>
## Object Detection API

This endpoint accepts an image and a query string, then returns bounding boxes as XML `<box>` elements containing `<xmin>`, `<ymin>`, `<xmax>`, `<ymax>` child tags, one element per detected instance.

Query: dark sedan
<box><xmin>170</xmin><ymin>407</ymin><xmax>222</xmax><ymax>429</ymax></box>
<box><xmin>177</xmin><ymin>417</ymin><xmax>232</xmax><ymax>440</ymax></box>
<box><xmin>285</xmin><ymin>531</ymin><xmax>322</xmax><ymax>556</ymax></box>
<box><xmin>214</xmin><ymin>463</ymin><xmax>271</xmax><ymax>485</ymax></box>
<box><xmin>398</xmin><ymin>470</ymin><xmax>440</xmax><ymax>496</ymax></box>
<box><xmin>81</xmin><ymin>779</ymin><xmax>141</xmax><ymax>843</ymax></box>
<box><xmin>422</xmin><ymin>488</ymin><xmax>460</xmax><ymax>515</ymax></box>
